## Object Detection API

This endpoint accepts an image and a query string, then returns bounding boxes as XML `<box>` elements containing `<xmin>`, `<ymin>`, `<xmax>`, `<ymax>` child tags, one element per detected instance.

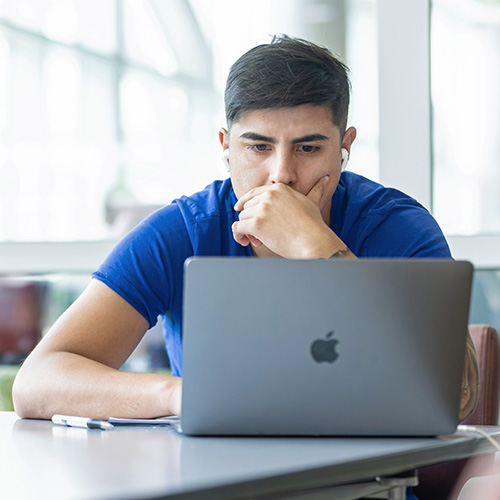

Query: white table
<box><xmin>1</xmin><ymin>411</ymin><xmax>498</xmax><ymax>500</ymax></box>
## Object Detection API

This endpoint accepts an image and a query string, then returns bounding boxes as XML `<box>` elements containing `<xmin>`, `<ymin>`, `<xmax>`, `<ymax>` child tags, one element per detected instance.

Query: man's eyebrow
<box><xmin>239</xmin><ymin>132</ymin><xmax>330</xmax><ymax>144</ymax></box>
<box><xmin>239</xmin><ymin>132</ymin><xmax>276</xmax><ymax>143</ymax></box>
<box><xmin>292</xmin><ymin>134</ymin><xmax>329</xmax><ymax>143</ymax></box>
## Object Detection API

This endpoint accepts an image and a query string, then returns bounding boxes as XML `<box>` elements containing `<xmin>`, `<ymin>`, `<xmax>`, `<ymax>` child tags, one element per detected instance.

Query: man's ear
<box><xmin>341</xmin><ymin>126</ymin><xmax>357</xmax><ymax>155</ymax></box>
<box><xmin>219</xmin><ymin>127</ymin><xmax>229</xmax><ymax>151</ymax></box>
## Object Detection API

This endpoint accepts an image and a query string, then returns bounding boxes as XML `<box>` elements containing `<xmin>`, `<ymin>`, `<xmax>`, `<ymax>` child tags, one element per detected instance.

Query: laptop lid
<box><xmin>181</xmin><ymin>258</ymin><xmax>473</xmax><ymax>436</ymax></box>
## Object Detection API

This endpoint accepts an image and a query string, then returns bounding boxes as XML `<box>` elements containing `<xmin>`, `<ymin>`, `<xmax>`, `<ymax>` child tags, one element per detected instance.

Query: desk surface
<box><xmin>0</xmin><ymin>411</ymin><xmax>498</xmax><ymax>500</ymax></box>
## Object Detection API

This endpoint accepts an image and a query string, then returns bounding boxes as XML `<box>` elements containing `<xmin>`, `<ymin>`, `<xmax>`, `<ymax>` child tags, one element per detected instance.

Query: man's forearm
<box><xmin>13</xmin><ymin>351</ymin><xmax>181</xmax><ymax>420</ymax></box>
<box><xmin>459</xmin><ymin>329</ymin><xmax>479</xmax><ymax>422</ymax></box>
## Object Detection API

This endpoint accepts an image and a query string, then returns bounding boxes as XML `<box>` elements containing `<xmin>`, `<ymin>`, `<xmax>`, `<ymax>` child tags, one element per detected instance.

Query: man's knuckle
<box><xmin>253</xmin><ymin>216</ymin><xmax>265</xmax><ymax>230</ymax></box>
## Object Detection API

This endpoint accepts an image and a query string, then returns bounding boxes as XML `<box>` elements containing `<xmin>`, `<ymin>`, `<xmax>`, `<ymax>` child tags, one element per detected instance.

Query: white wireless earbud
<box><xmin>222</xmin><ymin>149</ymin><xmax>230</xmax><ymax>172</ymax></box>
<box><xmin>340</xmin><ymin>148</ymin><xmax>349</xmax><ymax>172</ymax></box>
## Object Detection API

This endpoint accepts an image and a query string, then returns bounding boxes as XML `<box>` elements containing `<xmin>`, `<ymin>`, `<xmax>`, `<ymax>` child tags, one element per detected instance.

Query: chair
<box><xmin>415</xmin><ymin>324</ymin><xmax>500</xmax><ymax>499</ymax></box>
<box><xmin>0</xmin><ymin>280</ymin><xmax>44</xmax><ymax>361</ymax></box>
<box><xmin>0</xmin><ymin>280</ymin><xmax>45</xmax><ymax>410</ymax></box>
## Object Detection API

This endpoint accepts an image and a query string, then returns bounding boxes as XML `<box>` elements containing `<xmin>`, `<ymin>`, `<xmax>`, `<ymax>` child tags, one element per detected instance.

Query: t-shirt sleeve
<box><xmin>92</xmin><ymin>204</ymin><xmax>192</xmax><ymax>327</ymax></box>
<box><xmin>360</xmin><ymin>201</ymin><xmax>452</xmax><ymax>258</ymax></box>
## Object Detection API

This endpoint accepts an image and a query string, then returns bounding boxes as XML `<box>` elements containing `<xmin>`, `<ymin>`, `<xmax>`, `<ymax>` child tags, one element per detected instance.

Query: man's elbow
<box><xmin>11</xmin><ymin>363</ymin><xmax>45</xmax><ymax>419</ymax></box>
<box><xmin>11</xmin><ymin>372</ymin><xmax>29</xmax><ymax>418</ymax></box>
<box><xmin>12</xmin><ymin>368</ymin><xmax>31</xmax><ymax>418</ymax></box>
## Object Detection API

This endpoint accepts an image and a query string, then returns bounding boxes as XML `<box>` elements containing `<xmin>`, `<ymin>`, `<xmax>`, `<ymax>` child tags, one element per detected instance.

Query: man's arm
<box><xmin>459</xmin><ymin>329</ymin><xmax>480</xmax><ymax>422</ymax></box>
<box><xmin>13</xmin><ymin>279</ymin><xmax>181</xmax><ymax>420</ymax></box>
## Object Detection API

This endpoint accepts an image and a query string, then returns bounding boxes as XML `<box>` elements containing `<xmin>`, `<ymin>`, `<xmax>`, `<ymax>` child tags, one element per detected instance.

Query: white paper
<box><xmin>108</xmin><ymin>416</ymin><xmax>179</xmax><ymax>425</ymax></box>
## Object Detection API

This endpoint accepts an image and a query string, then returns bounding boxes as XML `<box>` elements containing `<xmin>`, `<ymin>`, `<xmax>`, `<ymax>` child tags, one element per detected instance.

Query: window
<box><xmin>431</xmin><ymin>0</ymin><xmax>500</xmax><ymax>236</ymax></box>
<box><xmin>0</xmin><ymin>0</ymin><xmax>216</xmax><ymax>242</ymax></box>
<box><xmin>0</xmin><ymin>0</ymin><xmax>378</xmax><ymax>245</ymax></box>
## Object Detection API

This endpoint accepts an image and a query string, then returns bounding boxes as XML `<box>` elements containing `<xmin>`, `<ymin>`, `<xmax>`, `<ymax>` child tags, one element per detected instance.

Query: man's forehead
<box><xmin>229</xmin><ymin>104</ymin><xmax>340</xmax><ymax>140</ymax></box>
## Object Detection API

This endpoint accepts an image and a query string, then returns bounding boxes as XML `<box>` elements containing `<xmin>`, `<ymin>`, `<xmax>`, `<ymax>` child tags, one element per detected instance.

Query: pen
<box><xmin>51</xmin><ymin>414</ymin><xmax>114</xmax><ymax>431</ymax></box>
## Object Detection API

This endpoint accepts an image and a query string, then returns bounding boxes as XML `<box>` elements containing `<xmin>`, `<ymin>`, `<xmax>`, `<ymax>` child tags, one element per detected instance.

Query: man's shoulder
<box><xmin>141</xmin><ymin>178</ymin><xmax>234</xmax><ymax>228</ymax></box>
<box><xmin>173</xmin><ymin>178</ymin><xmax>235</xmax><ymax>221</ymax></box>
<box><xmin>335</xmin><ymin>172</ymin><xmax>450</xmax><ymax>258</ymax></box>
<box><xmin>337</xmin><ymin>171</ymin><xmax>422</xmax><ymax>214</ymax></box>
<box><xmin>136</xmin><ymin>177</ymin><xmax>240</xmax><ymax>257</ymax></box>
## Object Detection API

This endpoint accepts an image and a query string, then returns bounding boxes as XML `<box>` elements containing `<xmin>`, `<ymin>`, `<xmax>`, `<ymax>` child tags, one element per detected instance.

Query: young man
<box><xmin>13</xmin><ymin>35</ymin><xmax>478</xmax><ymax>423</ymax></box>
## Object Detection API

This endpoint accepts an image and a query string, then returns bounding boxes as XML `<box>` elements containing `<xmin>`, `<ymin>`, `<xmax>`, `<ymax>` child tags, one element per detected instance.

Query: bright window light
<box><xmin>432</xmin><ymin>0</ymin><xmax>500</xmax><ymax>235</ymax></box>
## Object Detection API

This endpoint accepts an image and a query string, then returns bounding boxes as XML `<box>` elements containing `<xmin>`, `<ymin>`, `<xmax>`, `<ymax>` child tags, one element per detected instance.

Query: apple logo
<box><xmin>310</xmin><ymin>331</ymin><xmax>339</xmax><ymax>363</ymax></box>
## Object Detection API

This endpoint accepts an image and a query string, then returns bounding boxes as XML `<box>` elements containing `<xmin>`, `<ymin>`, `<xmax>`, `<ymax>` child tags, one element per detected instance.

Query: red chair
<box><xmin>0</xmin><ymin>280</ymin><xmax>44</xmax><ymax>361</ymax></box>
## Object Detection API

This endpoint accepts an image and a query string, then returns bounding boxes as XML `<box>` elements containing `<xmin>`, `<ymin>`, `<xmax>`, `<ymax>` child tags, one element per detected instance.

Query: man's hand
<box><xmin>168</xmin><ymin>377</ymin><xmax>183</xmax><ymax>416</ymax></box>
<box><xmin>233</xmin><ymin>176</ymin><xmax>345</xmax><ymax>259</ymax></box>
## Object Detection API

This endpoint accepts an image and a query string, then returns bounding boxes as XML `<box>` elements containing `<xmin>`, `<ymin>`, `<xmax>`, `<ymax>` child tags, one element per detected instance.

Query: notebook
<box><xmin>180</xmin><ymin>258</ymin><xmax>473</xmax><ymax>437</ymax></box>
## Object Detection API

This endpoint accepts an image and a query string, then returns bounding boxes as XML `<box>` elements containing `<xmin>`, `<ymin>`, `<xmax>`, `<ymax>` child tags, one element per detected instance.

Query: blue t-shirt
<box><xmin>93</xmin><ymin>172</ymin><xmax>451</xmax><ymax>376</ymax></box>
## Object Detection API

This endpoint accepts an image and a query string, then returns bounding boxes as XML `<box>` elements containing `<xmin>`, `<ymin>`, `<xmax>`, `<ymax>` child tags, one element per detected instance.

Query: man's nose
<box><xmin>269</xmin><ymin>151</ymin><xmax>297</xmax><ymax>186</ymax></box>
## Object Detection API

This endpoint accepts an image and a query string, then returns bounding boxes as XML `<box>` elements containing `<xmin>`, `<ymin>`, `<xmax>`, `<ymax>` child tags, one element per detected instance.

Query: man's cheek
<box><xmin>231</xmin><ymin>176</ymin><xmax>254</xmax><ymax>201</ymax></box>
<box><xmin>239</xmin><ymin>175</ymin><xmax>264</xmax><ymax>196</ymax></box>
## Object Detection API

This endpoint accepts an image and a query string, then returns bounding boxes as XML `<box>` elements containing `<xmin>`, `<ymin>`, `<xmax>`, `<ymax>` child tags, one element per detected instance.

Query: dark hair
<box><xmin>224</xmin><ymin>34</ymin><xmax>351</xmax><ymax>134</ymax></box>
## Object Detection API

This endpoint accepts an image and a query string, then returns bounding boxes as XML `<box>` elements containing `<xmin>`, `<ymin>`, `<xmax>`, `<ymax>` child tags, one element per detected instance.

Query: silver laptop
<box><xmin>181</xmin><ymin>258</ymin><xmax>473</xmax><ymax>437</ymax></box>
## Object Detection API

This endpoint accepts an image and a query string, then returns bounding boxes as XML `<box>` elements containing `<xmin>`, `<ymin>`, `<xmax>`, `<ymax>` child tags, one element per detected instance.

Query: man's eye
<box><xmin>248</xmin><ymin>144</ymin><xmax>269</xmax><ymax>152</ymax></box>
<box><xmin>299</xmin><ymin>145</ymin><xmax>319</xmax><ymax>153</ymax></box>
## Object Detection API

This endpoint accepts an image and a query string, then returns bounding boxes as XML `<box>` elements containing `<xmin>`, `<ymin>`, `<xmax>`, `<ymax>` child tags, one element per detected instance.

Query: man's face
<box><xmin>219</xmin><ymin>104</ymin><xmax>356</xmax><ymax>223</ymax></box>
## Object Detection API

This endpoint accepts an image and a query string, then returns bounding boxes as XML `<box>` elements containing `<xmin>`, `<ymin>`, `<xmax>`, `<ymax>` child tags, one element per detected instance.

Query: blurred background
<box><xmin>1</xmin><ymin>0</ymin><xmax>500</xmax><ymax>409</ymax></box>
